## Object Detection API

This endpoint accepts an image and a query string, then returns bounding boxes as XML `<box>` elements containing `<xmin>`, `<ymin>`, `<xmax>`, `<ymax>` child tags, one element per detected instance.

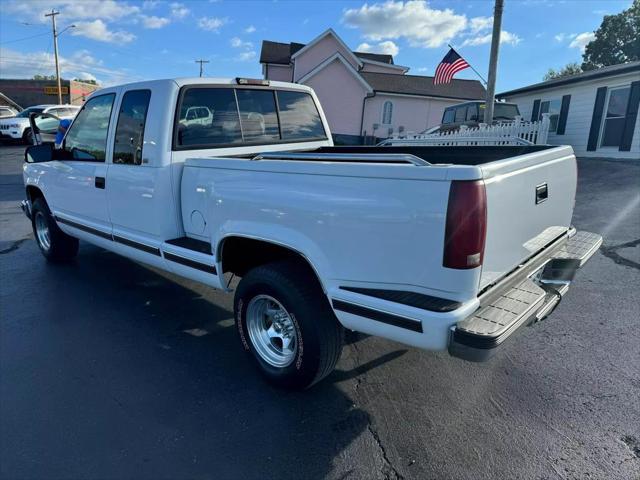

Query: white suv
<box><xmin>0</xmin><ymin>106</ymin><xmax>18</xmax><ymax>119</ymax></box>
<box><xmin>0</xmin><ymin>104</ymin><xmax>80</xmax><ymax>144</ymax></box>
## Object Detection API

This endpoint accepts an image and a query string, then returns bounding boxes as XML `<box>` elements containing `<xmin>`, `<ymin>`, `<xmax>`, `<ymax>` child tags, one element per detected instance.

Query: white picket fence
<box><xmin>380</xmin><ymin>114</ymin><xmax>551</xmax><ymax>146</ymax></box>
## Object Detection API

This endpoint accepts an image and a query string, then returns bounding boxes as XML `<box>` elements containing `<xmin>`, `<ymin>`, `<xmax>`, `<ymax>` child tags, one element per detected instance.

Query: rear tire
<box><xmin>31</xmin><ymin>197</ymin><xmax>79</xmax><ymax>262</ymax></box>
<box><xmin>234</xmin><ymin>260</ymin><xmax>344</xmax><ymax>389</ymax></box>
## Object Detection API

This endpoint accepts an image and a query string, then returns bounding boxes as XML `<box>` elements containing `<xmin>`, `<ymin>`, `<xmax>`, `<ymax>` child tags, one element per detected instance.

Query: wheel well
<box><xmin>219</xmin><ymin>236</ymin><xmax>322</xmax><ymax>287</ymax></box>
<box><xmin>26</xmin><ymin>185</ymin><xmax>44</xmax><ymax>204</ymax></box>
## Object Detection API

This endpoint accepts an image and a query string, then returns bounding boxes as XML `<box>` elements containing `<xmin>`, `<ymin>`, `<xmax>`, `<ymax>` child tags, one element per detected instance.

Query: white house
<box><xmin>259</xmin><ymin>29</ymin><xmax>486</xmax><ymax>144</ymax></box>
<box><xmin>499</xmin><ymin>61</ymin><xmax>639</xmax><ymax>159</ymax></box>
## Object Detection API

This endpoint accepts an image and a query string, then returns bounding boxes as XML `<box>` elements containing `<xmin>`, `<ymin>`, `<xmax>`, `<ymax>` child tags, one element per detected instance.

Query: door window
<box><xmin>113</xmin><ymin>90</ymin><xmax>151</xmax><ymax>165</ymax></box>
<box><xmin>454</xmin><ymin>106</ymin><xmax>467</xmax><ymax>123</ymax></box>
<box><xmin>64</xmin><ymin>94</ymin><xmax>115</xmax><ymax>162</ymax></box>
<box><xmin>600</xmin><ymin>86</ymin><xmax>631</xmax><ymax>148</ymax></box>
<box><xmin>442</xmin><ymin>109</ymin><xmax>455</xmax><ymax>124</ymax></box>
<box><xmin>466</xmin><ymin>104</ymin><xmax>479</xmax><ymax>121</ymax></box>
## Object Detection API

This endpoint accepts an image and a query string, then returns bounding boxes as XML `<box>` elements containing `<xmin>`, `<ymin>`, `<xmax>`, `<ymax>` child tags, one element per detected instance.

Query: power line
<box><xmin>0</xmin><ymin>31</ymin><xmax>50</xmax><ymax>45</ymax></box>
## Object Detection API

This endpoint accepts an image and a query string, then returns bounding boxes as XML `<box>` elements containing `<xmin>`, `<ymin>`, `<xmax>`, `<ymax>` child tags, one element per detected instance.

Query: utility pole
<box><xmin>195</xmin><ymin>59</ymin><xmax>209</xmax><ymax>77</ymax></box>
<box><xmin>45</xmin><ymin>10</ymin><xmax>62</xmax><ymax>105</ymax></box>
<box><xmin>484</xmin><ymin>0</ymin><xmax>504</xmax><ymax>124</ymax></box>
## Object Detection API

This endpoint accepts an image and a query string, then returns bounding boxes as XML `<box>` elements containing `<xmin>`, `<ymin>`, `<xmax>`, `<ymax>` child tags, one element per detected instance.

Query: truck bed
<box><xmin>311</xmin><ymin>145</ymin><xmax>556</xmax><ymax>166</ymax></box>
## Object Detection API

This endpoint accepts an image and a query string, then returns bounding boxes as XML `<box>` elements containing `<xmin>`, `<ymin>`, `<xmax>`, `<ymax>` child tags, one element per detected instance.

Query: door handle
<box><xmin>95</xmin><ymin>176</ymin><xmax>106</xmax><ymax>189</ymax></box>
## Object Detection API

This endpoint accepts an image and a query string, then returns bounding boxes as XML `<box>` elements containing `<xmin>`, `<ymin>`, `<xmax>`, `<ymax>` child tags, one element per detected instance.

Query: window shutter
<box><xmin>556</xmin><ymin>95</ymin><xmax>571</xmax><ymax>135</ymax></box>
<box><xmin>619</xmin><ymin>81</ymin><xmax>640</xmax><ymax>152</ymax></box>
<box><xmin>531</xmin><ymin>99</ymin><xmax>541</xmax><ymax>122</ymax></box>
<box><xmin>587</xmin><ymin>87</ymin><xmax>607</xmax><ymax>151</ymax></box>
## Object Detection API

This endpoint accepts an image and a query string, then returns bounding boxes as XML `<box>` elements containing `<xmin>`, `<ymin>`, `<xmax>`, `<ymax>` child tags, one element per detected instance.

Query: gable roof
<box><xmin>360</xmin><ymin>72</ymin><xmax>486</xmax><ymax>100</ymax></box>
<box><xmin>260</xmin><ymin>40</ymin><xmax>394</xmax><ymax>66</ymax></box>
<box><xmin>297</xmin><ymin>52</ymin><xmax>373</xmax><ymax>93</ymax></box>
<box><xmin>498</xmin><ymin>61</ymin><xmax>640</xmax><ymax>97</ymax></box>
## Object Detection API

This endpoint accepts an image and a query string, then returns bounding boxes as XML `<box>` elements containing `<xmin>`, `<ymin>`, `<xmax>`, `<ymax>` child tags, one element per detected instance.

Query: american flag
<box><xmin>434</xmin><ymin>48</ymin><xmax>470</xmax><ymax>85</ymax></box>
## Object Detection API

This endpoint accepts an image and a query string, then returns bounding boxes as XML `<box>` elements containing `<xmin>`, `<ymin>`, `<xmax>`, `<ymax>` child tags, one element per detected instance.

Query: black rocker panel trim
<box><xmin>332</xmin><ymin>299</ymin><xmax>423</xmax><ymax>333</ymax></box>
<box><xmin>165</xmin><ymin>236</ymin><xmax>212</xmax><ymax>255</ymax></box>
<box><xmin>113</xmin><ymin>235</ymin><xmax>161</xmax><ymax>256</ymax></box>
<box><xmin>164</xmin><ymin>251</ymin><xmax>217</xmax><ymax>274</ymax></box>
<box><xmin>55</xmin><ymin>216</ymin><xmax>112</xmax><ymax>240</ymax></box>
<box><xmin>339</xmin><ymin>286</ymin><xmax>461</xmax><ymax>312</ymax></box>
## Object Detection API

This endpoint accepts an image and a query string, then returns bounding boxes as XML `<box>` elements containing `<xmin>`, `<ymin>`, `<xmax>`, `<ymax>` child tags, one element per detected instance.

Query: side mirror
<box><xmin>25</xmin><ymin>143</ymin><xmax>54</xmax><ymax>163</ymax></box>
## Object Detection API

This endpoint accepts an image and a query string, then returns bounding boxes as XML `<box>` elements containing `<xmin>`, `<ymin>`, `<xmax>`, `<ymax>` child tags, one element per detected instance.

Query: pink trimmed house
<box><xmin>260</xmin><ymin>29</ymin><xmax>486</xmax><ymax>144</ymax></box>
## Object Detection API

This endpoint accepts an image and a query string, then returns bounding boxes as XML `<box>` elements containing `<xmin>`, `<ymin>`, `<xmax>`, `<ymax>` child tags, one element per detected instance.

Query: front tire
<box><xmin>234</xmin><ymin>260</ymin><xmax>344</xmax><ymax>389</ymax></box>
<box><xmin>23</xmin><ymin>128</ymin><xmax>33</xmax><ymax>145</ymax></box>
<box><xmin>31</xmin><ymin>197</ymin><xmax>79</xmax><ymax>262</ymax></box>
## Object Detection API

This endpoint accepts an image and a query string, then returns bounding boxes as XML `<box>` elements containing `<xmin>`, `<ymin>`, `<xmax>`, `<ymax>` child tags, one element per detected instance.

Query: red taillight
<box><xmin>443</xmin><ymin>180</ymin><xmax>487</xmax><ymax>269</ymax></box>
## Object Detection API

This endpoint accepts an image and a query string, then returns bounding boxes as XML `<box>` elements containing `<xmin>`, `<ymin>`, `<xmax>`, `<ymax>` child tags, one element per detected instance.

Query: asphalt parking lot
<box><xmin>1</xmin><ymin>144</ymin><xmax>639</xmax><ymax>480</ymax></box>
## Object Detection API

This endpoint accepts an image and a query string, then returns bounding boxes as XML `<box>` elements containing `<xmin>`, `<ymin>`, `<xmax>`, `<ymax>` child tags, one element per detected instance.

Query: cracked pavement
<box><xmin>1</xmin><ymin>145</ymin><xmax>639</xmax><ymax>479</ymax></box>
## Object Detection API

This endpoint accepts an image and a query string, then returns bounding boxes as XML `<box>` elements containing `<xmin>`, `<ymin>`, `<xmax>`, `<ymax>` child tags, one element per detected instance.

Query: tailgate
<box><xmin>479</xmin><ymin>146</ymin><xmax>577</xmax><ymax>289</ymax></box>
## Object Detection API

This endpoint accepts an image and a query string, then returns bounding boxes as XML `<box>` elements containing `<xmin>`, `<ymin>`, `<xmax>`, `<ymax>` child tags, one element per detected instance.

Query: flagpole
<box><xmin>447</xmin><ymin>43</ymin><xmax>488</xmax><ymax>85</ymax></box>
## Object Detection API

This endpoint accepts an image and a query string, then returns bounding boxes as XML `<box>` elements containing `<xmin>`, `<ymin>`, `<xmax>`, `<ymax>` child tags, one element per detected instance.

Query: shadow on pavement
<box><xmin>1</xmin><ymin>242</ymin><xmax>375</xmax><ymax>480</ymax></box>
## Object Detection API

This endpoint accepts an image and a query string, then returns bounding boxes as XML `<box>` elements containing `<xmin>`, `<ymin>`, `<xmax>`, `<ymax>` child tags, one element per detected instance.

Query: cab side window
<box><xmin>64</xmin><ymin>94</ymin><xmax>116</xmax><ymax>162</ymax></box>
<box><xmin>113</xmin><ymin>90</ymin><xmax>151</xmax><ymax>165</ymax></box>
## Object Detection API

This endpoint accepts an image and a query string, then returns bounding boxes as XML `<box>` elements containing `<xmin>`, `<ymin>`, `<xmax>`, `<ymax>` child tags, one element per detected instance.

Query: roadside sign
<box><xmin>44</xmin><ymin>86</ymin><xmax>69</xmax><ymax>95</ymax></box>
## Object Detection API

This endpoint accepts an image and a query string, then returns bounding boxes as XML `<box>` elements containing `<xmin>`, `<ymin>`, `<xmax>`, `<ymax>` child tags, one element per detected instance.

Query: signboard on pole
<box><xmin>44</xmin><ymin>86</ymin><xmax>68</xmax><ymax>95</ymax></box>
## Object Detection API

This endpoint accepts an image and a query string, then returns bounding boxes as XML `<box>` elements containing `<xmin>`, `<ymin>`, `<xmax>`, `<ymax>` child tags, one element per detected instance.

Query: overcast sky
<box><xmin>0</xmin><ymin>0</ymin><xmax>632</xmax><ymax>90</ymax></box>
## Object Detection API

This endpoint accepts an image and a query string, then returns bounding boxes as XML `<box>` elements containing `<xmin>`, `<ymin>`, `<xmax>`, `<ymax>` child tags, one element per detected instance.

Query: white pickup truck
<box><xmin>22</xmin><ymin>77</ymin><xmax>601</xmax><ymax>389</ymax></box>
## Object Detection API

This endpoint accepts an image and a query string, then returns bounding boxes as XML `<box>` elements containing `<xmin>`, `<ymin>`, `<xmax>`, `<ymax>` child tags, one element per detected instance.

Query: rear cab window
<box><xmin>174</xmin><ymin>86</ymin><xmax>327</xmax><ymax>150</ymax></box>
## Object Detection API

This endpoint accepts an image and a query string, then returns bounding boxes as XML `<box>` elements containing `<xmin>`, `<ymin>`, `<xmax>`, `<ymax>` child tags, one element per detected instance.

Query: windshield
<box><xmin>15</xmin><ymin>107</ymin><xmax>45</xmax><ymax>118</ymax></box>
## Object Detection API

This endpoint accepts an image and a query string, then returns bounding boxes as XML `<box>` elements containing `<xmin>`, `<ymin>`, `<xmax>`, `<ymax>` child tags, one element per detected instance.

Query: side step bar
<box><xmin>449</xmin><ymin>230</ymin><xmax>602</xmax><ymax>362</ymax></box>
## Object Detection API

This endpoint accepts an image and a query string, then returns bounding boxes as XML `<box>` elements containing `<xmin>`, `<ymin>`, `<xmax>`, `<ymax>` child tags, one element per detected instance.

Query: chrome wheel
<box><xmin>34</xmin><ymin>211</ymin><xmax>51</xmax><ymax>251</ymax></box>
<box><xmin>246</xmin><ymin>294</ymin><xmax>297</xmax><ymax>368</ymax></box>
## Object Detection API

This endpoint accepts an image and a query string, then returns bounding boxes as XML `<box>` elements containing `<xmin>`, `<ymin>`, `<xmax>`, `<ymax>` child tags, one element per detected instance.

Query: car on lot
<box><xmin>433</xmin><ymin>100</ymin><xmax>521</xmax><ymax>133</ymax></box>
<box><xmin>21</xmin><ymin>77</ymin><xmax>601</xmax><ymax>389</ymax></box>
<box><xmin>0</xmin><ymin>104</ymin><xmax>79</xmax><ymax>144</ymax></box>
<box><xmin>0</xmin><ymin>106</ymin><xmax>19</xmax><ymax>119</ymax></box>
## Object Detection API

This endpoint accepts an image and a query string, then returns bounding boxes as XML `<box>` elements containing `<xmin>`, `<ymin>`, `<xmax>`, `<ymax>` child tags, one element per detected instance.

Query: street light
<box><xmin>45</xmin><ymin>9</ymin><xmax>76</xmax><ymax>105</ymax></box>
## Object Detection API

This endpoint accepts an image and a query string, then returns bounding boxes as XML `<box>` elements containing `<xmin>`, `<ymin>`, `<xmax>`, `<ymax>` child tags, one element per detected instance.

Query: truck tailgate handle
<box><xmin>535</xmin><ymin>183</ymin><xmax>548</xmax><ymax>204</ymax></box>
<box><xmin>95</xmin><ymin>176</ymin><xmax>106</xmax><ymax>189</ymax></box>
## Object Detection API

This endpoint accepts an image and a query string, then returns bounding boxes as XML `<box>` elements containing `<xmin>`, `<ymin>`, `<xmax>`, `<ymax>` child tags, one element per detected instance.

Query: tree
<box><xmin>73</xmin><ymin>78</ymin><xmax>98</xmax><ymax>85</ymax></box>
<box><xmin>33</xmin><ymin>74</ymin><xmax>56</xmax><ymax>80</ymax></box>
<box><xmin>581</xmin><ymin>0</ymin><xmax>640</xmax><ymax>70</ymax></box>
<box><xmin>543</xmin><ymin>62</ymin><xmax>583</xmax><ymax>81</ymax></box>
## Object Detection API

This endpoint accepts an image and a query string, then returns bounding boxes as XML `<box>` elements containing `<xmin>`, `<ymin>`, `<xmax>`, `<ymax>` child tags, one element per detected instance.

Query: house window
<box><xmin>539</xmin><ymin>98</ymin><xmax>561</xmax><ymax>132</ymax></box>
<box><xmin>600</xmin><ymin>85</ymin><xmax>631</xmax><ymax>148</ymax></box>
<box><xmin>382</xmin><ymin>101</ymin><xmax>393</xmax><ymax>124</ymax></box>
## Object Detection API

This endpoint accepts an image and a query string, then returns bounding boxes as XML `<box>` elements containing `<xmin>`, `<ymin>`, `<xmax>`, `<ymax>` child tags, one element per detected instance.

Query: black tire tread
<box><xmin>236</xmin><ymin>259</ymin><xmax>344</xmax><ymax>388</ymax></box>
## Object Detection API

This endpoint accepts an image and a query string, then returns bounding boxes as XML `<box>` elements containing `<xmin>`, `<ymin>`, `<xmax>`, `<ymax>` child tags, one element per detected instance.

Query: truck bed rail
<box><xmin>252</xmin><ymin>152</ymin><xmax>431</xmax><ymax>166</ymax></box>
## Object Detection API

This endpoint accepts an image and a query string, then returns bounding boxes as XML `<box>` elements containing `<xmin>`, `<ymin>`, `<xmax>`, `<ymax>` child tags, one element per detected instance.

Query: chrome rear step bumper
<box><xmin>449</xmin><ymin>230</ymin><xmax>602</xmax><ymax>362</ymax></box>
